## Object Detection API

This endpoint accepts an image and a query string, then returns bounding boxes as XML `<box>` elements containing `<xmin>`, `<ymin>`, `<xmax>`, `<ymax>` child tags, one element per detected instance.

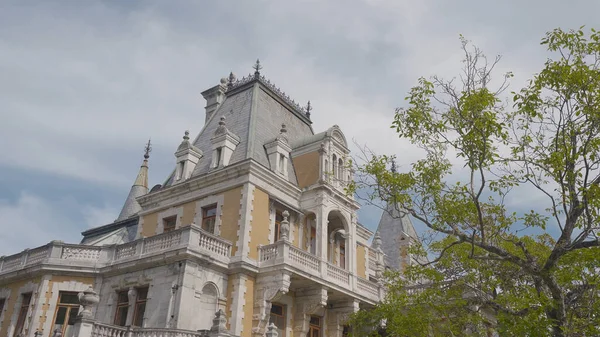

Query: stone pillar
<box><xmin>252</xmin><ymin>272</ymin><xmax>291</xmax><ymax>337</ymax></box>
<box><xmin>293</xmin><ymin>287</ymin><xmax>328</xmax><ymax>337</ymax></box>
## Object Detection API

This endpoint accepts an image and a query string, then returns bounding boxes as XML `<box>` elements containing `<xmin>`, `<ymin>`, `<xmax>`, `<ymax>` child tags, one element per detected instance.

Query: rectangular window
<box><xmin>270</xmin><ymin>303</ymin><xmax>286</xmax><ymax>337</ymax></box>
<box><xmin>308</xmin><ymin>316</ymin><xmax>321</xmax><ymax>337</ymax></box>
<box><xmin>215</xmin><ymin>148</ymin><xmax>222</xmax><ymax>167</ymax></box>
<box><xmin>163</xmin><ymin>216</ymin><xmax>177</xmax><ymax>233</ymax></box>
<box><xmin>274</xmin><ymin>211</ymin><xmax>284</xmax><ymax>242</ymax></box>
<box><xmin>13</xmin><ymin>293</ymin><xmax>32</xmax><ymax>337</ymax></box>
<box><xmin>114</xmin><ymin>290</ymin><xmax>129</xmax><ymax>326</ymax></box>
<box><xmin>132</xmin><ymin>287</ymin><xmax>148</xmax><ymax>327</ymax></box>
<box><xmin>176</xmin><ymin>161</ymin><xmax>185</xmax><ymax>180</ymax></box>
<box><xmin>0</xmin><ymin>298</ymin><xmax>5</xmax><ymax>325</ymax></box>
<box><xmin>279</xmin><ymin>154</ymin><xmax>285</xmax><ymax>173</ymax></box>
<box><xmin>51</xmin><ymin>292</ymin><xmax>80</xmax><ymax>337</ymax></box>
<box><xmin>202</xmin><ymin>205</ymin><xmax>217</xmax><ymax>233</ymax></box>
<box><xmin>339</xmin><ymin>242</ymin><xmax>346</xmax><ymax>269</ymax></box>
<box><xmin>310</xmin><ymin>226</ymin><xmax>316</xmax><ymax>255</ymax></box>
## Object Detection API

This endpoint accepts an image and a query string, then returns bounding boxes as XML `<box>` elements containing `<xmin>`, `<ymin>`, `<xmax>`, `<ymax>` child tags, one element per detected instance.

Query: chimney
<box><xmin>201</xmin><ymin>78</ymin><xmax>227</xmax><ymax>124</ymax></box>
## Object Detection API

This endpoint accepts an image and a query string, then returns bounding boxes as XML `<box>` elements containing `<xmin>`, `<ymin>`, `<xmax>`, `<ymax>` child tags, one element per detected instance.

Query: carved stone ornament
<box><xmin>77</xmin><ymin>286</ymin><xmax>100</xmax><ymax>318</ymax></box>
<box><xmin>265</xmin><ymin>323</ymin><xmax>279</xmax><ymax>337</ymax></box>
<box><xmin>211</xmin><ymin>309</ymin><xmax>229</xmax><ymax>332</ymax></box>
<box><xmin>279</xmin><ymin>210</ymin><xmax>290</xmax><ymax>241</ymax></box>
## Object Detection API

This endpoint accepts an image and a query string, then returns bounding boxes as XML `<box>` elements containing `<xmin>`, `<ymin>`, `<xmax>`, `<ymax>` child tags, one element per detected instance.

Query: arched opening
<box><xmin>198</xmin><ymin>283</ymin><xmax>219</xmax><ymax>330</ymax></box>
<box><xmin>338</xmin><ymin>158</ymin><xmax>344</xmax><ymax>182</ymax></box>
<box><xmin>332</xmin><ymin>154</ymin><xmax>338</xmax><ymax>179</ymax></box>
<box><xmin>327</xmin><ymin>211</ymin><xmax>348</xmax><ymax>269</ymax></box>
<box><xmin>303</xmin><ymin>213</ymin><xmax>317</xmax><ymax>255</ymax></box>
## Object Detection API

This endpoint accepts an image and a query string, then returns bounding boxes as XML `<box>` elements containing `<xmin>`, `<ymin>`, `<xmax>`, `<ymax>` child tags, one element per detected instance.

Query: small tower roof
<box><xmin>115</xmin><ymin>140</ymin><xmax>151</xmax><ymax>222</ymax></box>
<box><xmin>373</xmin><ymin>199</ymin><xmax>419</xmax><ymax>270</ymax></box>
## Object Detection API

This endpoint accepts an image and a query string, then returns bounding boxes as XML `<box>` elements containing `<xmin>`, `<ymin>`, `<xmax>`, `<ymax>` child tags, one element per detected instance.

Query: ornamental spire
<box><xmin>305</xmin><ymin>101</ymin><xmax>312</xmax><ymax>118</ymax></box>
<box><xmin>116</xmin><ymin>139</ymin><xmax>151</xmax><ymax>222</ymax></box>
<box><xmin>253</xmin><ymin>59</ymin><xmax>262</xmax><ymax>78</ymax></box>
<box><xmin>391</xmin><ymin>158</ymin><xmax>397</xmax><ymax>173</ymax></box>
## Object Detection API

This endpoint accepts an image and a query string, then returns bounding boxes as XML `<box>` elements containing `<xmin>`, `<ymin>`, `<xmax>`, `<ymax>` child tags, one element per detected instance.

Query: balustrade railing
<box><xmin>288</xmin><ymin>245</ymin><xmax>320</xmax><ymax>272</ymax></box>
<box><xmin>198</xmin><ymin>230</ymin><xmax>231</xmax><ymax>257</ymax></box>
<box><xmin>90</xmin><ymin>322</ymin><xmax>128</xmax><ymax>337</ymax></box>
<box><xmin>326</xmin><ymin>262</ymin><xmax>351</xmax><ymax>285</ymax></box>
<box><xmin>357</xmin><ymin>277</ymin><xmax>379</xmax><ymax>297</ymax></box>
<box><xmin>130</xmin><ymin>328</ymin><xmax>205</xmax><ymax>337</ymax></box>
<box><xmin>0</xmin><ymin>225</ymin><xmax>232</xmax><ymax>275</ymax></box>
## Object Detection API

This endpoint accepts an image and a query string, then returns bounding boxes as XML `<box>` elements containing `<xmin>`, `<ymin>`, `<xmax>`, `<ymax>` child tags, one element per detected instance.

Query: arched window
<box><xmin>198</xmin><ymin>283</ymin><xmax>219</xmax><ymax>330</ymax></box>
<box><xmin>332</xmin><ymin>154</ymin><xmax>338</xmax><ymax>179</ymax></box>
<box><xmin>338</xmin><ymin>158</ymin><xmax>344</xmax><ymax>182</ymax></box>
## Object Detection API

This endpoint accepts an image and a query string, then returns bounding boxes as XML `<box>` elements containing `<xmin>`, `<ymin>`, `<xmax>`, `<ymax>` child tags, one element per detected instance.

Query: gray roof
<box><xmin>164</xmin><ymin>75</ymin><xmax>315</xmax><ymax>187</ymax></box>
<box><xmin>374</xmin><ymin>201</ymin><xmax>419</xmax><ymax>270</ymax></box>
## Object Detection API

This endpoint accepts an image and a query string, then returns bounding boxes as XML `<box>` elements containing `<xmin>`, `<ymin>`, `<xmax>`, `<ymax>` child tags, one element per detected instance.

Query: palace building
<box><xmin>0</xmin><ymin>62</ymin><xmax>419</xmax><ymax>337</ymax></box>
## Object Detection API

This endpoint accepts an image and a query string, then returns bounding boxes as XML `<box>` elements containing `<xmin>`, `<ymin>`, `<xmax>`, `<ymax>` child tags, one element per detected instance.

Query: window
<box><xmin>270</xmin><ymin>303</ymin><xmax>286</xmax><ymax>337</ymax></box>
<box><xmin>309</xmin><ymin>226</ymin><xmax>316</xmax><ymax>255</ymax></box>
<box><xmin>202</xmin><ymin>205</ymin><xmax>217</xmax><ymax>233</ymax></box>
<box><xmin>338</xmin><ymin>158</ymin><xmax>344</xmax><ymax>181</ymax></box>
<box><xmin>176</xmin><ymin>161</ymin><xmax>185</xmax><ymax>181</ymax></box>
<box><xmin>114</xmin><ymin>290</ymin><xmax>129</xmax><ymax>326</ymax></box>
<box><xmin>279</xmin><ymin>154</ymin><xmax>285</xmax><ymax>174</ymax></box>
<box><xmin>308</xmin><ymin>316</ymin><xmax>321</xmax><ymax>337</ymax></box>
<box><xmin>51</xmin><ymin>292</ymin><xmax>79</xmax><ymax>337</ymax></box>
<box><xmin>332</xmin><ymin>155</ymin><xmax>338</xmax><ymax>179</ymax></box>
<box><xmin>0</xmin><ymin>298</ymin><xmax>5</xmax><ymax>325</ymax></box>
<box><xmin>274</xmin><ymin>211</ymin><xmax>284</xmax><ymax>242</ymax></box>
<box><xmin>215</xmin><ymin>147</ymin><xmax>222</xmax><ymax>167</ymax></box>
<box><xmin>163</xmin><ymin>216</ymin><xmax>177</xmax><ymax>233</ymax></box>
<box><xmin>339</xmin><ymin>241</ymin><xmax>346</xmax><ymax>269</ymax></box>
<box><xmin>13</xmin><ymin>293</ymin><xmax>32</xmax><ymax>337</ymax></box>
<box><xmin>342</xmin><ymin>325</ymin><xmax>351</xmax><ymax>337</ymax></box>
<box><xmin>132</xmin><ymin>287</ymin><xmax>148</xmax><ymax>327</ymax></box>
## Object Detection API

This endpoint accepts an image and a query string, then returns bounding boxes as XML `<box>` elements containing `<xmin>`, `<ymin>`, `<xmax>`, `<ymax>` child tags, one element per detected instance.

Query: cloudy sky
<box><xmin>0</xmin><ymin>0</ymin><xmax>598</xmax><ymax>255</ymax></box>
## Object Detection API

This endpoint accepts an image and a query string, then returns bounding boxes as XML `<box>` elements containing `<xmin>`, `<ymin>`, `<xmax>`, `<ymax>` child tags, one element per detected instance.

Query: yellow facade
<box><xmin>248</xmin><ymin>188</ymin><xmax>270</xmax><ymax>260</ymax></box>
<box><xmin>242</xmin><ymin>276</ymin><xmax>254</xmax><ymax>337</ymax></box>
<box><xmin>356</xmin><ymin>244</ymin><xmax>367</xmax><ymax>278</ymax></box>
<box><xmin>292</xmin><ymin>151</ymin><xmax>320</xmax><ymax>189</ymax></box>
<box><xmin>0</xmin><ymin>277</ymin><xmax>41</xmax><ymax>337</ymax></box>
<box><xmin>221</xmin><ymin>187</ymin><xmax>243</xmax><ymax>256</ymax></box>
<box><xmin>181</xmin><ymin>200</ymin><xmax>197</xmax><ymax>226</ymax></box>
<box><xmin>141</xmin><ymin>212</ymin><xmax>159</xmax><ymax>237</ymax></box>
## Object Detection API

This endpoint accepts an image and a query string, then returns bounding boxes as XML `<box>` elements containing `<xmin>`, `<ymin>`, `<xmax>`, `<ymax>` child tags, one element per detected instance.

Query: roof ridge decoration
<box><xmin>226</xmin><ymin>60</ymin><xmax>312</xmax><ymax>121</ymax></box>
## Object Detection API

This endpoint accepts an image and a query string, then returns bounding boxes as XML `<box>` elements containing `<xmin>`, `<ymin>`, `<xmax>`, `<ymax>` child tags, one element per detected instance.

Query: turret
<box><xmin>115</xmin><ymin>140</ymin><xmax>151</xmax><ymax>222</ymax></box>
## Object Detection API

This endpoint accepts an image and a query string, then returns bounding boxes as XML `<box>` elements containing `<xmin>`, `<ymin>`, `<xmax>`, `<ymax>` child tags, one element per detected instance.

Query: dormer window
<box><xmin>210</xmin><ymin>117</ymin><xmax>240</xmax><ymax>169</ymax></box>
<box><xmin>265</xmin><ymin>124</ymin><xmax>291</xmax><ymax>179</ymax></box>
<box><xmin>174</xmin><ymin>131</ymin><xmax>202</xmax><ymax>184</ymax></box>
<box><xmin>278</xmin><ymin>154</ymin><xmax>285</xmax><ymax>174</ymax></box>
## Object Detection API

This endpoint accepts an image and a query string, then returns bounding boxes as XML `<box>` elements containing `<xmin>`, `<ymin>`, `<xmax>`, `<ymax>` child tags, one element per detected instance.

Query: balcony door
<box><xmin>51</xmin><ymin>292</ymin><xmax>80</xmax><ymax>337</ymax></box>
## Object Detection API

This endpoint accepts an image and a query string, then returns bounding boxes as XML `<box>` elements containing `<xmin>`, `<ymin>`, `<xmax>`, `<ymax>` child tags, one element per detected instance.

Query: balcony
<box><xmin>0</xmin><ymin>225</ymin><xmax>232</xmax><ymax>276</ymax></box>
<box><xmin>258</xmin><ymin>240</ymin><xmax>381</xmax><ymax>302</ymax></box>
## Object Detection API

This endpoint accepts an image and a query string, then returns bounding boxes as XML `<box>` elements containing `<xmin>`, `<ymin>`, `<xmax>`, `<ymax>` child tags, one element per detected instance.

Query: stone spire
<box><xmin>373</xmin><ymin>198</ymin><xmax>419</xmax><ymax>271</ymax></box>
<box><xmin>115</xmin><ymin>140</ymin><xmax>151</xmax><ymax>222</ymax></box>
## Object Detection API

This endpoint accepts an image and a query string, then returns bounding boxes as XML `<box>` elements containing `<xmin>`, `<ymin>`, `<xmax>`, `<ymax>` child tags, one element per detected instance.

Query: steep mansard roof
<box><xmin>162</xmin><ymin>72</ymin><xmax>316</xmax><ymax>187</ymax></box>
<box><xmin>374</xmin><ymin>201</ymin><xmax>419</xmax><ymax>270</ymax></box>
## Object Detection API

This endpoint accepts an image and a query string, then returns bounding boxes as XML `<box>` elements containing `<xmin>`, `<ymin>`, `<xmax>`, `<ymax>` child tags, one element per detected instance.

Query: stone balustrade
<box><xmin>258</xmin><ymin>240</ymin><xmax>382</xmax><ymax>302</ymax></box>
<box><xmin>0</xmin><ymin>225</ymin><xmax>232</xmax><ymax>276</ymax></box>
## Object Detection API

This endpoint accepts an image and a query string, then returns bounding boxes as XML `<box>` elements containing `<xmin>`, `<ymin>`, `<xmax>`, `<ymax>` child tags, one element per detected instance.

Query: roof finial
<box><xmin>391</xmin><ymin>158</ymin><xmax>397</xmax><ymax>173</ymax></box>
<box><xmin>305</xmin><ymin>101</ymin><xmax>312</xmax><ymax>118</ymax></box>
<box><xmin>183</xmin><ymin>130</ymin><xmax>190</xmax><ymax>141</ymax></box>
<box><xmin>144</xmin><ymin>139</ymin><xmax>152</xmax><ymax>160</ymax></box>
<box><xmin>253</xmin><ymin>59</ymin><xmax>262</xmax><ymax>78</ymax></box>
<box><xmin>227</xmin><ymin>72</ymin><xmax>236</xmax><ymax>89</ymax></box>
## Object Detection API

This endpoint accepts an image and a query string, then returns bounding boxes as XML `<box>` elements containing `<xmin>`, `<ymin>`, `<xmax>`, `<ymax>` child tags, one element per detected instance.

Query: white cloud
<box><xmin>0</xmin><ymin>193</ymin><xmax>120</xmax><ymax>255</ymax></box>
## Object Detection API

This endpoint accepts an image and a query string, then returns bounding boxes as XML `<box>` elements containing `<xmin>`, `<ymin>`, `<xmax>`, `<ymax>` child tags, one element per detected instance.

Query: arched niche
<box><xmin>327</xmin><ymin>210</ymin><xmax>349</xmax><ymax>269</ymax></box>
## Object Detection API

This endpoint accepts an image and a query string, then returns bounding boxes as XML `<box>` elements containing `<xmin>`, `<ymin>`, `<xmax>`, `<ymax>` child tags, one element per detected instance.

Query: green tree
<box><xmin>349</xmin><ymin>28</ymin><xmax>600</xmax><ymax>336</ymax></box>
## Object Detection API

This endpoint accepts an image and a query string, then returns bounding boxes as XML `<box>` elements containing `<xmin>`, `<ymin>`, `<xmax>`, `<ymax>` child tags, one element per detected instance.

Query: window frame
<box><xmin>308</xmin><ymin>315</ymin><xmax>321</xmax><ymax>337</ymax></box>
<box><xmin>132</xmin><ymin>287</ymin><xmax>148</xmax><ymax>327</ymax></box>
<box><xmin>113</xmin><ymin>290</ymin><xmax>129</xmax><ymax>326</ymax></box>
<box><xmin>269</xmin><ymin>303</ymin><xmax>286</xmax><ymax>337</ymax></box>
<box><xmin>201</xmin><ymin>205</ymin><xmax>217</xmax><ymax>233</ymax></box>
<box><xmin>50</xmin><ymin>292</ymin><xmax>80</xmax><ymax>337</ymax></box>
<box><xmin>274</xmin><ymin>211</ymin><xmax>284</xmax><ymax>242</ymax></box>
<box><xmin>163</xmin><ymin>215</ymin><xmax>177</xmax><ymax>233</ymax></box>
<box><xmin>339</xmin><ymin>241</ymin><xmax>346</xmax><ymax>269</ymax></box>
<box><xmin>13</xmin><ymin>292</ymin><xmax>32</xmax><ymax>337</ymax></box>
